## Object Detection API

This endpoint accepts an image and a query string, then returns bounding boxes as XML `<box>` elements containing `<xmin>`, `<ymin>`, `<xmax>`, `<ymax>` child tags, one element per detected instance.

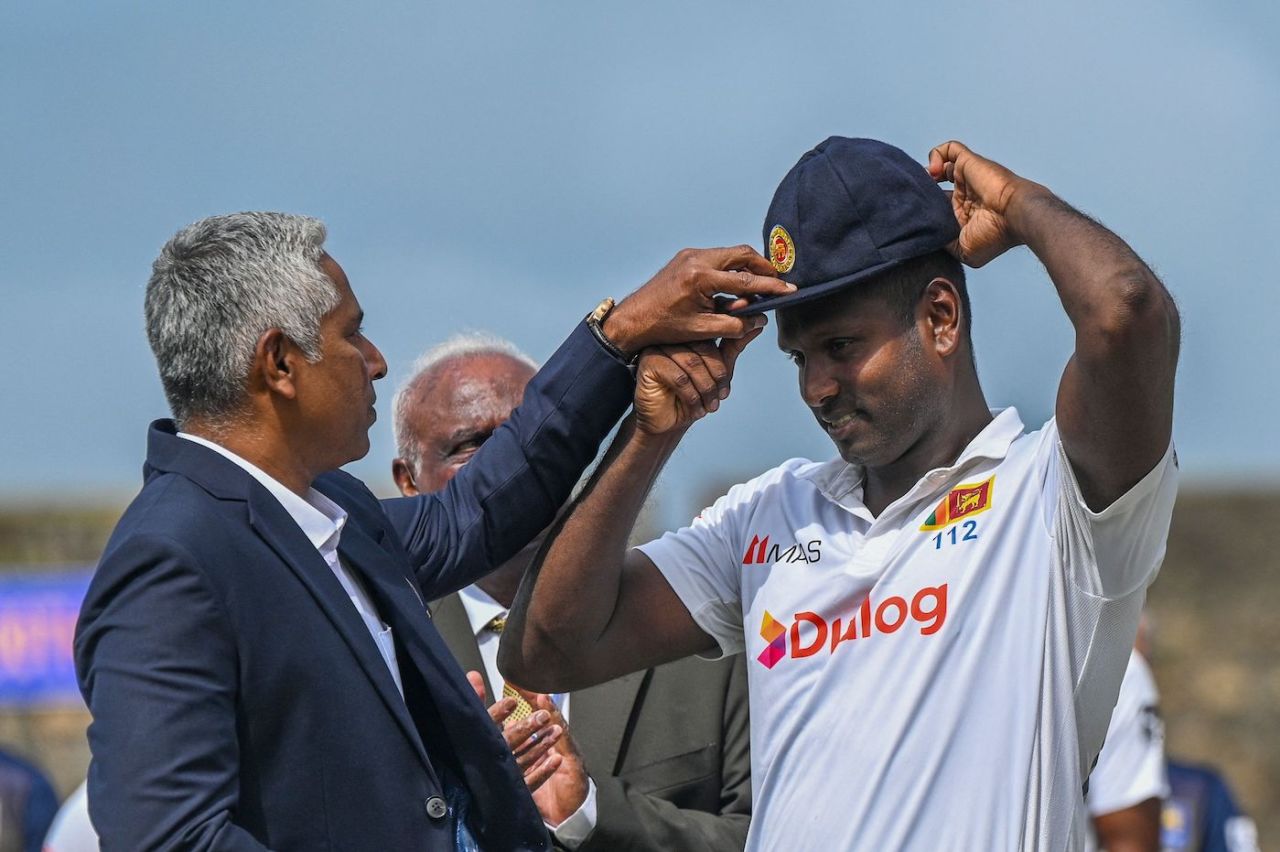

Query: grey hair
<box><xmin>144</xmin><ymin>212</ymin><xmax>340</xmax><ymax>427</ymax></box>
<box><xmin>392</xmin><ymin>332</ymin><xmax>538</xmax><ymax>469</ymax></box>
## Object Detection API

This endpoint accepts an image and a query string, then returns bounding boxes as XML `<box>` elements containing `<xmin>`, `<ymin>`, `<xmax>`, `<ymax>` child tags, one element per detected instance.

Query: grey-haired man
<box><xmin>391</xmin><ymin>333</ymin><xmax>750</xmax><ymax>852</ymax></box>
<box><xmin>74</xmin><ymin>212</ymin><xmax>790</xmax><ymax>851</ymax></box>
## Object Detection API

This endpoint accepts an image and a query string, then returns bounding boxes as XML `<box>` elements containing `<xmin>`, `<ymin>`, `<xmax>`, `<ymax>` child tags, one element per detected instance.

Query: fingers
<box><xmin>718</xmin><ymin>324</ymin><xmax>765</xmax><ymax>375</ymax></box>
<box><xmin>523</xmin><ymin>751</ymin><xmax>563</xmax><ymax>792</ymax></box>
<box><xmin>702</xmin><ymin>268</ymin><xmax>795</xmax><ymax>299</ymax></box>
<box><xmin>928</xmin><ymin>140</ymin><xmax>972</xmax><ymax>182</ymax></box>
<box><xmin>488</xmin><ymin>695</ymin><xmax>518</xmax><ymax>726</ymax></box>
<box><xmin>646</xmin><ymin>353</ymin><xmax>707</xmax><ymax>421</ymax></box>
<box><xmin>513</xmin><ymin>724</ymin><xmax>563</xmax><ymax>769</ymax></box>
<box><xmin>657</xmin><ymin>342</ymin><xmax>728</xmax><ymax>409</ymax></box>
<box><xmin>706</xmin><ymin>244</ymin><xmax>781</xmax><ymax>277</ymax></box>
<box><xmin>466</xmin><ymin>671</ymin><xmax>487</xmax><ymax>704</ymax></box>
<box><xmin>699</xmin><ymin>312</ymin><xmax>769</xmax><ymax>340</ymax></box>
<box><xmin>504</xmin><ymin>708</ymin><xmax>554</xmax><ymax>750</ymax></box>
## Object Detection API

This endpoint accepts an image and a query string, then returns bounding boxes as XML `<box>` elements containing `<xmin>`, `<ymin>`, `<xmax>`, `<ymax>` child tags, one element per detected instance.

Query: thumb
<box><xmin>466</xmin><ymin>671</ymin><xmax>488</xmax><ymax>704</ymax></box>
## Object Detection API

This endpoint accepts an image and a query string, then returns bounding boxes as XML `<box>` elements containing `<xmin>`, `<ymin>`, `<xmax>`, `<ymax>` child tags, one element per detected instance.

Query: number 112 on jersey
<box><xmin>933</xmin><ymin>520</ymin><xmax>979</xmax><ymax>550</ymax></box>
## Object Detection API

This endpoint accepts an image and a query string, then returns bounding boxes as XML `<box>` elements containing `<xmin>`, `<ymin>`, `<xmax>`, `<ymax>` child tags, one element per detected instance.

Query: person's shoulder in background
<box><xmin>0</xmin><ymin>748</ymin><xmax>59</xmax><ymax>852</ymax></box>
<box><xmin>1164</xmin><ymin>759</ymin><xmax>1259</xmax><ymax>852</ymax></box>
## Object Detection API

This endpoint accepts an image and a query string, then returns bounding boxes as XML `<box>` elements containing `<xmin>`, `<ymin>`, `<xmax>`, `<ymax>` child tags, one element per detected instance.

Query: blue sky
<box><xmin>2</xmin><ymin>1</ymin><xmax>1277</xmax><ymax>522</ymax></box>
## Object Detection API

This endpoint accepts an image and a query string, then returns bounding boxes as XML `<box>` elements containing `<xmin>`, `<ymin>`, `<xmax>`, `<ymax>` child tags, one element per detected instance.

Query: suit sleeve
<box><xmin>382</xmin><ymin>321</ymin><xmax>635</xmax><ymax>600</ymax></box>
<box><xmin>75</xmin><ymin>534</ymin><xmax>272</xmax><ymax>852</ymax></box>
<box><xmin>571</xmin><ymin>657</ymin><xmax>751</xmax><ymax>852</ymax></box>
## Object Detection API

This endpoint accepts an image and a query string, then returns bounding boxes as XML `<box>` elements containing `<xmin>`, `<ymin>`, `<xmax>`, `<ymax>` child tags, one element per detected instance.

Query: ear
<box><xmin>391</xmin><ymin>458</ymin><xmax>420</xmax><ymax>497</ymax></box>
<box><xmin>253</xmin><ymin>328</ymin><xmax>303</xmax><ymax>400</ymax></box>
<box><xmin>919</xmin><ymin>278</ymin><xmax>963</xmax><ymax>358</ymax></box>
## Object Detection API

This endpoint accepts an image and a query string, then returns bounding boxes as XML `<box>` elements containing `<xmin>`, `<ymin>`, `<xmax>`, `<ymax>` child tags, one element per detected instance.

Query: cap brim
<box><xmin>728</xmin><ymin>257</ymin><xmax>906</xmax><ymax>316</ymax></box>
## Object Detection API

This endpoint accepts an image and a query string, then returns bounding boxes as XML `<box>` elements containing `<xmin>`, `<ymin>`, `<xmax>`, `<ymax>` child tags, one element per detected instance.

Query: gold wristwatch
<box><xmin>586</xmin><ymin>297</ymin><xmax>635</xmax><ymax>364</ymax></box>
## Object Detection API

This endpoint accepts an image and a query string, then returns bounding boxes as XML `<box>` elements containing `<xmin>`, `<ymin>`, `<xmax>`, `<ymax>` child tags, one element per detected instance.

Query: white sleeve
<box><xmin>1087</xmin><ymin>652</ymin><xmax>1169</xmax><ymax>816</ymax></box>
<box><xmin>548</xmin><ymin>777</ymin><xmax>597</xmax><ymax>848</ymax></box>
<box><xmin>635</xmin><ymin>482</ymin><xmax>756</xmax><ymax>657</ymax></box>
<box><xmin>1039</xmin><ymin>420</ymin><xmax>1179</xmax><ymax>599</ymax></box>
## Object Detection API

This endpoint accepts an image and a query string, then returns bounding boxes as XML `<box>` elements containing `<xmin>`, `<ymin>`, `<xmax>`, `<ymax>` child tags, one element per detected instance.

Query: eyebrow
<box><xmin>446</xmin><ymin>426</ymin><xmax>492</xmax><ymax>445</ymax></box>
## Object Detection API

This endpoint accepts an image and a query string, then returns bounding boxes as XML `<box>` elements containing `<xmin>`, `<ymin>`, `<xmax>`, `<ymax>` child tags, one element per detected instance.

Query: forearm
<box><xmin>1009</xmin><ymin>186</ymin><xmax>1179</xmax><ymax>362</ymax></box>
<box><xmin>383</xmin><ymin>321</ymin><xmax>636</xmax><ymax>599</ymax></box>
<box><xmin>502</xmin><ymin>416</ymin><xmax>683</xmax><ymax>690</ymax></box>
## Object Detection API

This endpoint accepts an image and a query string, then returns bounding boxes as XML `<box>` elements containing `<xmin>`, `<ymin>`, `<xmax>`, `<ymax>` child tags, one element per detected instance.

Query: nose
<box><xmin>364</xmin><ymin>337</ymin><xmax>388</xmax><ymax>382</ymax></box>
<box><xmin>799</xmin><ymin>360</ymin><xmax>838</xmax><ymax>410</ymax></box>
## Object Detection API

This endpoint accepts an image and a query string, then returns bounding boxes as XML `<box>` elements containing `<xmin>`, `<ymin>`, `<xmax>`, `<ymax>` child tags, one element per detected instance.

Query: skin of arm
<box><xmin>500</xmin><ymin>334</ymin><xmax>761</xmax><ymax>694</ymax></box>
<box><xmin>1093</xmin><ymin>797</ymin><xmax>1162</xmax><ymax>852</ymax></box>
<box><xmin>928</xmin><ymin>142</ymin><xmax>1180</xmax><ymax>510</ymax></box>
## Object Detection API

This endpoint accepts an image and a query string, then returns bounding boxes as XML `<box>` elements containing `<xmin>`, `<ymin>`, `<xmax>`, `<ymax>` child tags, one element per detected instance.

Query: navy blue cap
<box><xmin>733</xmin><ymin>137</ymin><xmax>959</xmax><ymax>314</ymax></box>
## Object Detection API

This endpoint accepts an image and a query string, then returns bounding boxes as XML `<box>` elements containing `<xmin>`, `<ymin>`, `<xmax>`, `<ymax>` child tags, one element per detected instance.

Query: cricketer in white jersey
<box><xmin>641</xmin><ymin>412</ymin><xmax>1175</xmax><ymax>849</ymax></box>
<box><xmin>500</xmin><ymin>137</ymin><xmax>1181</xmax><ymax>852</ymax></box>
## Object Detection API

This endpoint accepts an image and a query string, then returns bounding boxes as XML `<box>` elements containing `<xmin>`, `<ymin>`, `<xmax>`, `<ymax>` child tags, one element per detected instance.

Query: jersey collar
<box><xmin>803</xmin><ymin>407</ymin><xmax>1027</xmax><ymax>517</ymax></box>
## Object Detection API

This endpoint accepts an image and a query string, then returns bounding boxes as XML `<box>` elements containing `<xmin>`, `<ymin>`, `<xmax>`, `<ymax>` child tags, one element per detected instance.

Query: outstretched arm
<box><xmin>383</xmin><ymin>247</ymin><xmax>788</xmax><ymax>600</ymax></box>
<box><xmin>500</xmin><ymin>332</ymin><xmax>763</xmax><ymax>693</ymax></box>
<box><xmin>929</xmin><ymin>141</ymin><xmax>1180</xmax><ymax>510</ymax></box>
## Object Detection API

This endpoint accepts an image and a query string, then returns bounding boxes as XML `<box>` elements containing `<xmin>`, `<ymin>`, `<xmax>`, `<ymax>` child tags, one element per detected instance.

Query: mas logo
<box><xmin>919</xmin><ymin>476</ymin><xmax>995</xmax><ymax>532</ymax></box>
<box><xmin>756</xmin><ymin>584</ymin><xmax>948</xmax><ymax>669</ymax></box>
<box><xmin>768</xmin><ymin>225</ymin><xmax>795</xmax><ymax>274</ymax></box>
<box><xmin>742</xmin><ymin>534</ymin><xmax>822</xmax><ymax>566</ymax></box>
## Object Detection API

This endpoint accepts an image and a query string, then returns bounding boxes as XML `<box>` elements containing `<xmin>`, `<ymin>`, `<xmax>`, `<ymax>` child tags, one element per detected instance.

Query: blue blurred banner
<box><xmin>0</xmin><ymin>568</ymin><xmax>93</xmax><ymax>706</ymax></box>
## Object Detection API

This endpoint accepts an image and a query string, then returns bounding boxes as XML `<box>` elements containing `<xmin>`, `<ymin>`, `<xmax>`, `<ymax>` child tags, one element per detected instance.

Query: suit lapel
<box><xmin>428</xmin><ymin>594</ymin><xmax>492</xmax><ymax>700</ymax></box>
<box><xmin>339</xmin><ymin>523</ymin><xmax>535</xmax><ymax>841</ymax></box>
<box><xmin>246</xmin><ymin>489</ymin><xmax>432</xmax><ymax>773</ymax></box>
<box><xmin>570</xmin><ymin>669</ymin><xmax>649</xmax><ymax>775</ymax></box>
<box><xmin>337</xmin><ymin>524</ymin><xmax>483</xmax><ymax>724</ymax></box>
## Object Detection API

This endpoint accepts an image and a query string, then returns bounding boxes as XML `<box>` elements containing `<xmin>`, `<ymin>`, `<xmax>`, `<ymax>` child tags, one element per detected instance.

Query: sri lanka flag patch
<box><xmin>919</xmin><ymin>476</ymin><xmax>995</xmax><ymax>531</ymax></box>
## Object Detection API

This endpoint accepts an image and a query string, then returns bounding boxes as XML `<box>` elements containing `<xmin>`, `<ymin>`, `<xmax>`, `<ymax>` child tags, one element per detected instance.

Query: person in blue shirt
<box><xmin>0</xmin><ymin>748</ymin><xmax>58</xmax><ymax>852</ymax></box>
<box><xmin>1162</xmin><ymin>760</ymin><xmax>1259</xmax><ymax>852</ymax></box>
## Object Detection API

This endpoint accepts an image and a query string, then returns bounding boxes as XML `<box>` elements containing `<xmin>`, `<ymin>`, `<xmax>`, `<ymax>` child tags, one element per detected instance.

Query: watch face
<box><xmin>592</xmin><ymin>298</ymin><xmax>615</xmax><ymax>323</ymax></box>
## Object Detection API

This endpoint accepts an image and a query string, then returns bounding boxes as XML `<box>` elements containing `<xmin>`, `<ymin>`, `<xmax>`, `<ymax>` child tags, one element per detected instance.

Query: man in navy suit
<box><xmin>74</xmin><ymin>212</ymin><xmax>790</xmax><ymax>851</ymax></box>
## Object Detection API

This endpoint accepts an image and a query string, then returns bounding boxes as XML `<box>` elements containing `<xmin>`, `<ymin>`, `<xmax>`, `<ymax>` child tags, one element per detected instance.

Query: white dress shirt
<box><xmin>456</xmin><ymin>584</ymin><xmax>597</xmax><ymax>847</ymax></box>
<box><xmin>178</xmin><ymin>433</ymin><xmax>404</xmax><ymax>699</ymax></box>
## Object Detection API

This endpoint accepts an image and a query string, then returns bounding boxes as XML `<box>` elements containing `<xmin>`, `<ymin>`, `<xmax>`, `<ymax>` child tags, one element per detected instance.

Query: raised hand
<box><xmin>927</xmin><ymin>140</ymin><xmax>1047</xmax><ymax>268</ymax></box>
<box><xmin>602</xmin><ymin>246</ymin><xmax>793</xmax><ymax>354</ymax></box>
<box><xmin>633</xmin><ymin>326</ymin><xmax>764</xmax><ymax>435</ymax></box>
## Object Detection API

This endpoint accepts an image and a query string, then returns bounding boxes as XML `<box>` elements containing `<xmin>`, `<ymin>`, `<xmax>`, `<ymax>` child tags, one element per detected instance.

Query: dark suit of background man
<box><xmin>389</xmin><ymin>334</ymin><xmax>751</xmax><ymax>852</ymax></box>
<box><xmin>73</xmin><ymin>212</ymin><xmax>791</xmax><ymax>851</ymax></box>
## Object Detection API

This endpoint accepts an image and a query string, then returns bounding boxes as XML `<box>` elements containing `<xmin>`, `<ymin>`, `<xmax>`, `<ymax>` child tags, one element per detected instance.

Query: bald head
<box><xmin>392</xmin><ymin>350</ymin><xmax>536</xmax><ymax>495</ymax></box>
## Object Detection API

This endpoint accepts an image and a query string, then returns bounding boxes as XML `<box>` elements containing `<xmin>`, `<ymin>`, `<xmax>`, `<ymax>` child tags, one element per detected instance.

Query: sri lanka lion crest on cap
<box><xmin>769</xmin><ymin>225</ymin><xmax>795</xmax><ymax>274</ymax></box>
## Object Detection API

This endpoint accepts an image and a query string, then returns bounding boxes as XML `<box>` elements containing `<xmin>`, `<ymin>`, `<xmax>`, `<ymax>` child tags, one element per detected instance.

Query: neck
<box><xmin>862</xmin><ymin>391</ymin><xmax>992</xmax><ymax>517</ymax></box>
<box><xmin>184</xmin><ymin>418</ymin><xmax>315</xmax><ymax>497</ymax></box>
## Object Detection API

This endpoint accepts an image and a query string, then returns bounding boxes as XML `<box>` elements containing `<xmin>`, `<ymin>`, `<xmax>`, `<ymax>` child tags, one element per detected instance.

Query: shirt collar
<box><xmin>457</xmin><ymin>583</ymin><xmax>508</xmax><ymax>640</ymax></box>
<box><xmin>801</xmin><ymin>407</ymin><xmax>1026</xmax><ymax>512</ymax></box>
<box><xmin>177</xmin><ymin>432</ymin><xmax>348</xmax><ymax>556</ymax></box>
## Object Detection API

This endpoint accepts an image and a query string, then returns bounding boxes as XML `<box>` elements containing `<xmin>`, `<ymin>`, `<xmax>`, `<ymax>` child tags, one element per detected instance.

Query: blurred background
<box><xmin>2</xmin><ymin>0</ymin><xmax>1276</xmax><ymax>844</ymax></box>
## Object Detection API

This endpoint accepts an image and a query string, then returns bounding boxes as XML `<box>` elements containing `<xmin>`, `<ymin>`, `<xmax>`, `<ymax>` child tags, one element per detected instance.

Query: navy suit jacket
<box><xmin>75</xmin><ymin>322</ymin><xmax>634</xmax><ymax>852</ymax></box>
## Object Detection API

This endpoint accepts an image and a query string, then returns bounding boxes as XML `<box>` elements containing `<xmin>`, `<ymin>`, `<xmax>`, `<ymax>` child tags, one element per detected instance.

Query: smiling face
<box><xmin>290</xmin><ymin>254</ymin><xmax>388</xmax><ymax>471</ymax></box>
<box><xmin>776</xmin><ymin>282</ymin><xmax>947</xmax><ymax>469</ymax></box>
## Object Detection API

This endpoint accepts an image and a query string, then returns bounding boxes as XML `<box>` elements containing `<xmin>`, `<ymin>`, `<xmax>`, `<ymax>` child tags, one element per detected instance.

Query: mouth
<box><xmin>820</xmin><ymin>410</ymin><xmax>863</xmax><ymax>441</ymax></box>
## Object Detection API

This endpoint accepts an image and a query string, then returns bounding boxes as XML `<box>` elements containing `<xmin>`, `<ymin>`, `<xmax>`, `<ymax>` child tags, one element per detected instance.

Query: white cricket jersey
<box><xmin>638</xmin><ymin>409</ymin><xmax>1178</xmax><ymax>851</ymax></box>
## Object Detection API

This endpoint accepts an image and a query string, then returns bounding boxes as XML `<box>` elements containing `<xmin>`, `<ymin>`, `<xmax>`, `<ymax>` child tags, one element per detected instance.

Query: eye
<box><xmin>448</xmin><ymin>432</ymin><xmax>492</xmax><ymax>459</ymax></box>
<box><xmin>785</xmin><ymin>351</ymin><xmax>805</xmax><ymax>366</ymax></box>
<box><xmin>827</xmin><ymin>338</ymin><xmax>858</xmax><ymax>357</ymax></box>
